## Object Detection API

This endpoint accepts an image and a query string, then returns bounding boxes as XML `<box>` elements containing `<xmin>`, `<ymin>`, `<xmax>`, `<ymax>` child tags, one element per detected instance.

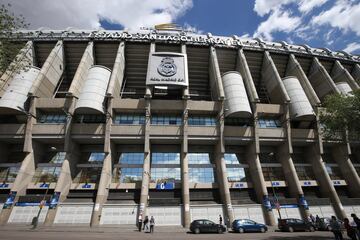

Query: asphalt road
<box><xmin>0</xmin><ymin>225</ymin><xmax>345</xmax><ymax>240</ymax></box>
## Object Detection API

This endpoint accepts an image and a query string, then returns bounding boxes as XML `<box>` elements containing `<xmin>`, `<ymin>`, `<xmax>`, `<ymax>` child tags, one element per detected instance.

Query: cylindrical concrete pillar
<box><xmin>181</xmin><ymin>151</ymin><xmax>190</xmax><ymax>227</ymax></box>
<box><xmin>139</xmin><ymin>152</ymin><xmax>151</xmax><ymax>217</ymax></box>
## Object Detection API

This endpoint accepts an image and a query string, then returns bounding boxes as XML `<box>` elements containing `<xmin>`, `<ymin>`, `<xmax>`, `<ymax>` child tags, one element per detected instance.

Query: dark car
<box><xmin>316</xmin><ymin>217</ymin><xmax>332</xmax><ymax>231</ymax></box>
<box><xmin>190</xmin><ymin>219</ymin><xmax>227</xmax><ymax>234</ymax></box>
<box><xmin>232</xmin><ymin>219</ymin><xmax>268</xmax><ymax>233</ymax></box>
<box><xmin>278</xmin><ymin>218</ymin><xmax>315</xmax><ymax>232</ymax></box>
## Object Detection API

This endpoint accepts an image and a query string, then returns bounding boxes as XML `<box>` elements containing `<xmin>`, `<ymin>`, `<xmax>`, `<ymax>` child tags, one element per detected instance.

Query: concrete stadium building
<box><xmin>0</xmin><ymin>27</ymin><xmax>360</xmax><ymax>227</ymax></box>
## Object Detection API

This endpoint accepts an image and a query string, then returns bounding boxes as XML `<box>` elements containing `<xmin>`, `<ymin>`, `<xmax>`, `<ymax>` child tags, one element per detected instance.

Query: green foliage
<box><xmin>320</xmin><ymin>89</ymin><xmax>360</xmax><ymax>140</ymax></box>
<box><xmin>0</xmin><ymin>3</ymin><xmax>28</xmax><ymax>74</ymax></box>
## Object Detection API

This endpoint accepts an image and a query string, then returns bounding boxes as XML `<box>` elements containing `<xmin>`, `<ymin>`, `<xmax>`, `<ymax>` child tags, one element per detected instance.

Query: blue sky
<box><xmin>6</xmin><ymin>0</ymin><xmax>360</xmax><ymax>54</ymax></box>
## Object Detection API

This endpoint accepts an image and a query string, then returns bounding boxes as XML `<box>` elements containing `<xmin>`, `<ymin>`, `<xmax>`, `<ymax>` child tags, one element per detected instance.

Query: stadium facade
<box><xmin>0</xmin><ymin>28</ymin><xmax>360</xmax><ymax>227</ymax></box>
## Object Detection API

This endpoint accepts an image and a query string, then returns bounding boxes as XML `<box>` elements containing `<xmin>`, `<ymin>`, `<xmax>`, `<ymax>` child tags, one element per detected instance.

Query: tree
<box><xmin>320</xmin><ymin>90</ymin><xmax>360</xmax><ymax>141</ymax></box>
<box><xmin>0</xmin><ymin>3</ymin><xmax>29</xmax><ymax>74</ymax></box>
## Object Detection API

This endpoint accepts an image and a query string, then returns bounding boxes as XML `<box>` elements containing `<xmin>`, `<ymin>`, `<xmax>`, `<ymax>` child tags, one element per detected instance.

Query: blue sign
<box><xmin>39</xmin><ymin>183</ymin><xmax>49</xmax><ymax>188</ymax></box>
<box><xmin>279</xmin><ymin>204</ymin><xmax>298</xmax><ymax>209</ymax></box>
<box><xmin>0</xmin><ymin>183</ymin><xmax>9</xmax><ymax>188</ymax></box>
<box><xmin>49</xmin><ymin>192</ymin><xmax>60</xmax><ymax>209</ymax></box>
<box><xmin>234</xmin><ymin>183</ymin><xmax>244</xmax><ymax>188</ymax></box>
<box><xmin>333</xmin><ymin>180</ymin><xmax>341</xmax><ymax>185</ymax></box>
<box><xmin>3</xmin><ymin>191</ymin><xmax>16</xmax><ymax>209</ymax></box>
<box><xmin>15</xmin><ymin>202</ymin><xmax>49</xmax><ymax>207</ymax></box>
<box><xmin>299</xmin><ymin>194</ymin><xmax>309</xmax><ymax>210</ymax></box>
<box><xmin>303</xmin><ymin>181</ymin><xmax>312</xmax><ymax>186</ymax></box>
<box><xmin>82</xmin><ymin>183</ymin><xmax>92</xmax><ymax>189</ymax></box>
<box><xmin>271</xmin><ymin>181</ymin><xmax>280</xmax><ymax>186</ymax></box>
<box><xmin>263</xmin><ymin>195</ymin><xmax>272</xmax><ymax>211</ymax></box>
<box><xmin>156</xmin><ymin>182</ymin><xmax>174</xmax><ymax>190</ymax></box>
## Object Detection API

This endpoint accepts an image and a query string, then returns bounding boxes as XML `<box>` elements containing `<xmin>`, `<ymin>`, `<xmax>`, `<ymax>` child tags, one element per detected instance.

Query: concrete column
<box><xmin>262</xmin><ymin>52</ymin><xmax>291</xmax><ymax>104</ymax></box>
<box><xmin>331</xmin><ymin>144</ymin><xmax>360</xmax><ymax>197</ymax></box>
<box><xmin>307</xmin><ymin>113</ymin><xmax>346</xmax><ymax>219</ymax></box>
<box><xmin>331</xmin><ymin>61</ymin><xmax>359</xmax><ymax>90</ymax></box>
<box><xmin>90</xmin><ymin>97</ymin><xmax>113</xmax><ymax>227</ymax></box>
<box><xmin>29</xmin><ymin>40</ymin><xmax>64</xmax><ymax>98</ymax></box>
<box><xmin>351</xmin><ymin>64</ymin><xmax>360</xmax><ymax>84</ymax></box>
<box><xmin>277</xmin><ymin>104</ymin><xmax>310</xmax><ymax>220</ymax></box>
<box><xmin>214</xmin><ymin>103</ymin><xmax>234</xmax><ymax>227</ymax></box>
<box><xmin>246</xmin><ymin>105</ymin><xmax>275</xmax><ymax>226</ymax></box>
<box><xmin>44</xmin><ymin>97</ymin><xmax>78</xmax><ymax>225</ymax></box>
<box><xmin>308</xmin><ymin>57</ymin><xmax>340</xmax><ymax>100</ymax></box>
<box><xmin>145</xmin><ymin>43</ymin><xmax>155</xmax><ymax>98</ymax></box>
<box><xmin>0</xmin><ymin>41</ymin><xmax>34</xmax><ymax>97</ymax></box>
<box><xmin>181</xmin><ymin>101</ymin><xmax>190</xmax><ymax>227</ymax></box>
<box><xmin>139</xmin><ymin>100</ymin><xmax>151</xmax><ymax>216</ymax></box>
<box><xmin>181</xmin><ymin>44</ymin><xmax>189</xmax><ymax>99</ymax></box>
<box><xmin>286</xmin><ymin>54</ymin><xmax>321</xmax><ymax>107</ymax></box>
<box><xmin>68</xmin><ymin>42</ymin><xmax>94</xmax><ymax>98</ymax></box>
<box><xmin>107</xmin><ymin>42</ymin><xmax>125</xmax><ymax>97</ymax></box>
<box><xmin>209</xmin><ymin>46</ymin><xmax>225</xmax><ymax>100</ymax></box>
<box><xmin>236</xmin><ymin>49</ymin><xmax>260</xmax><ymax>103</ymax></box>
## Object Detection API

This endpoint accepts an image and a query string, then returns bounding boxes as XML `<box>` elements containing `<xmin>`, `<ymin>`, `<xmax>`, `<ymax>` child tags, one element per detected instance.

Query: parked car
<box><xmin>316</xmin><ymin>217</ymin><xmax>332</xmax><ymax>231</ymax></box>
<box><xmin>190</xmin><ymin>219</ymin><xmax>227</xmax><ymax>234</ymax></box>
<box><xmin>278</xmin><ymin>218</ymin><xmax>316</xmax><ymax>232</ymax></box>
<box><xmin>232</xmin><ymin>219</ymin><xmax>268</xmax><ymax>233</ymax></box>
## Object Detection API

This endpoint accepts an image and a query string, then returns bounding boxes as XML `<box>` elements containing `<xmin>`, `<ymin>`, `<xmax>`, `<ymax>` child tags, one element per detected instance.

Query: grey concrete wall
<box><xmin>331</xmin><ymin>61</ymin><xmax>359</xmax><ymax>90</ymax></box>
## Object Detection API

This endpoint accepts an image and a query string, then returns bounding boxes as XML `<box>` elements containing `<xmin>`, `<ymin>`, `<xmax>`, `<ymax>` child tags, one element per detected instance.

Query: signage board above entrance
<box><xmin>146</xmin><ymin>52</ymin><xmax>188</xmax><ymax>87</ymax></box>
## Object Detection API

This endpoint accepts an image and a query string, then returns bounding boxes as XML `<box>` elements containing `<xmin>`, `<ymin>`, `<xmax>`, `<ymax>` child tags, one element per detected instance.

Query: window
<box><xmin>119</xmin><ymin>168</ymin><xmax>143</xmax><ymax>183</ymax></box>
<box><xmin>32</xmin><ymin>167</ymin><xmax>61</xmax><ymax>183</ymax></box>
<box><xmin>113</xmin><ymin>114</ymin><xmax>145</xmax><ymax>125</ymax></box>
<box><xmin>188</xmin><ymin>153</ymin><xmax>211</xmax><ymax>164</ymax></box>
<box><xmin>119</xmin><ymin>153</ymin><xmax>144</xmax><ymax>164</ymax></box>
<box><xmin>189</xmin><ymin>168</ymin><xmax>215</xmax><ymax>183</ymax></box>
<box><xmin>38</xmin><ymin>114</ymin><xmax>67</xmax><ymax>124</ymax></box>
<box><xmin>152</xmin><ymin>153</ymin><xmax>180</xmax><ymax>164</ymax></box>
<box><xmin>188</xmin><ymin>116</ymin><xmax>216</xmax><ymax>126</ymax></box>
<box><xmin>262</xmin><ymin>167</ymin><xmax>285</xmax><ymax>181</ymax></box>
<box><xmin>150</xmin><ymin>168</ymin><xmax>181</xmax><ymax>182</ymax></box>
<box><xmin>325</xmin><ymin>165</ymin><xmax>343</xmax><ymax>180</ymax></box>
<box><xmin>225</xmin><ymin>118</ymin><xmax>251</xmax><ymax>127</ymax></box>
<box><xmin>259</xmin><ymin>153</ymin><xmax>278</xmax><ymax>163</ymax></box>
<box><xmin>224</xmin><ymin>153</ymin><xmax>242</xmax><ymax>164</ymax></box>
<box><xmin>227</xmin><ymin>168</ymin><xmax>247</xmax><ymax>182</ymax></box>
<box><xmin>258</xmin><ymin>118</ymin><xmax>281</xmax><ymax>128</ymax></box>
<box><xmin>295</xmin><ymin>166</ymin><xmax>315</xmax><ymax>180</ymax></box>
<box><xmin>0</xmin><ymin>167</ymin><xmax>19</xmax><ymax>182</ymax></box>
<box><xmin>88</xmin><ymin>152</ymin><xmax>105</xmax><ymax>163</ymax></box>
<box><xmin>151</xmin><ymin>115</ymin><xmax>182</xmax><ymax>125</ymax></box>
<box><xmin>75</xmin><ymin>168</ymin><xmax>101</xmax><ymax>183</ymax></box>
<box><xmin>50</xmin><ymin>152</ymin><xmax>66</xmax><ymax>163</ymax></box>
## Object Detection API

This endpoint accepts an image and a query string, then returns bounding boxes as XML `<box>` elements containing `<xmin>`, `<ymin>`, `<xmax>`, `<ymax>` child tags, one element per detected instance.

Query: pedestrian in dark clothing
<box><xmin>150</xmin><ymin>216</ymin><xmax>155</xmax><ymax>233</ymax></box>
<box><xmin>351</xmin><ymin>213</ymin><xmax>360</xmax><ymax>239</ymax></box>
<box><xmin>138</xmin><ymin>214</ymin><xmax>143</xmax><ymax>232</ymax></box>
<box><xmin>344</xmin><ymin>218</ymin><xmax>358</xmax><ymax>240</ymax></box>
<box><xmin>219</xmin><ymin>215</ymin><xmax>223</xmax><ymax>225</ymax></box>
<box><xmin>143</xmin><ymin>216</ymin><xmax>149</xmax><ymax>231</ymax></box>
<box><xmin>330</xmin><ymin>216</ymin><xmax>343</xmax><ymax>240</ymax></box>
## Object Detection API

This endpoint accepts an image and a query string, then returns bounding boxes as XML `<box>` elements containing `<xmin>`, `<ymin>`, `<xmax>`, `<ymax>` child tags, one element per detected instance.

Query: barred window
<box><xmin>258</xmin><ymin>118</ymin><xmax>281</xmax><ymax>128</ymax></box>
<box><xmin>113</xmin><ymin>114</ymin><xmax>145</xmax><ymax>125</ymax></box>
<box><xmin>188</xmin><ymin>116</ymin><xmax>216</xmax><ymax>126</ymax></box>
<box><xmin>38</xmin><ymin>114</ymin><xmax>67</xmax><ymax>124</ymax></box>
<box><xmin>151</xmin><ymin>115</ymin><xmax>181</xmax><ymax>125</ymax></box>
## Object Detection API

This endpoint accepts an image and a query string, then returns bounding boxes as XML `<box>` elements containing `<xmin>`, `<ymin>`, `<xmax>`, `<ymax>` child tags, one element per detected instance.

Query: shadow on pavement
<box><xmin>267</xmin><ymin>236</ymin><xmax>333</xmax><ymax>240</ymax></box>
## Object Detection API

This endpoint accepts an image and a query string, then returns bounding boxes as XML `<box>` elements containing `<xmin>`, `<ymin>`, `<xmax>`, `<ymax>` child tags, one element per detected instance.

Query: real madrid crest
<box><xmin>157</xmin><ymin>57</ymin><xmax>177</xmax><ymax>77</ymax></box>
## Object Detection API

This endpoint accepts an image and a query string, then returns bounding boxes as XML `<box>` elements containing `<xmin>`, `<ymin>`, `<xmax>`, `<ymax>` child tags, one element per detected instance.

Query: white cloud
<box><xmin>253</xmin><ymin>9</ymin><xmax>301</xmax><ymax>41</ymax></box>
<box><xmin>298</xmin><ymin>0</ymin><xmax>329</xmax><ymax>14</ymax></box>
<box><xmin>254</xmin><ymin>0</ymin><xmax>295</xmax><ymax>16</ymax></box>
<box><xmin>3</xmin><ymin>0</ymin><xmax>193</xmax><ymax>30</ymax></box>
<box><xmin>311</xmin><ymin>0</ymin><xmax>360</xmax><ymax>36</ymax></box>
<box><xmin>343</xmin><ymin>42</ymin><xmax>360</xmax><ymax>54</ymax></box>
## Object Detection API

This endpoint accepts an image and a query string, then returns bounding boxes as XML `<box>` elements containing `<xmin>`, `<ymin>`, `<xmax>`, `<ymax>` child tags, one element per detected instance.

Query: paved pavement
<box><xmin>0</xmin><ymin>224</ymin><xmax>346</xmax><ymax>240</ymax></box>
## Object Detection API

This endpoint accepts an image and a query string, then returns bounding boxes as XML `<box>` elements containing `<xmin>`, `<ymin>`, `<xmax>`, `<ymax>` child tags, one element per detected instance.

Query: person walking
<box><xmin>143</xmin><ymin>216</ymin><xmax>149</xmax><ymax>232</ymax></box>
<box><xmin>351</xmin><ymin>213</ymin><xmax>360</xmax><ymax>239</ymax></box>
<box><xmin>138</xmin><ymin>214</ymin><xmax>143</xmax><ymax>232</ymax></box>
<box><xmin>330</xmin><ymin>216</ymin><xmax>343</xmax><ymax>240</ymax></box>
<box><xmin>344</xmin><ymin>218</ymin><xmax>358</xmax><ymax>240</ymax></box>
<box><xmin>150</xmin><ymin>216</ymin><xmax>155</xmax><ymax>233</ymax></box>
<box><xmin>219</xmin><ymin>215</ymin><xmax>223</xmax><ymax>225</ymax></box>
<box><xmin>310</xmin><ymin>214</ymin><xmax>315</xmax><ymax>224</ymax></box>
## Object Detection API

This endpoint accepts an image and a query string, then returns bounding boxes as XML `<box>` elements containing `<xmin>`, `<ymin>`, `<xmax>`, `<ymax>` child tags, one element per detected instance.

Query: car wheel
<box><xmin>326</xmin><ymin>226</ymin><xmax>332</xmax><ymax>231</ymax></box>
<box><xmin>309</xmin><ymin>226</ymin><xmax>315</xmax><ymax>232</ymax></box>
<box><xmin>288</xmin><ymin>226</ymin><xmax>294</xmax><ymax>232</ymax></box>
<box><xmin>217</xmin><ymin>228</ymin><xmax>223</xmax><ymax>234</ymax></box>
<box><xmin>238</xmin><ymin>228</ymin><xmax>244</xmax><ymax>233</ymax></box>
<box><xmin>260</xmin><ymin>227</ymin><xmax>266</xmax><ymax>233</ymax></box>
<box><xmin>194</xmin><ymin>228</ymin><xmax>200</xmax><ymax>234</ymax></box>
